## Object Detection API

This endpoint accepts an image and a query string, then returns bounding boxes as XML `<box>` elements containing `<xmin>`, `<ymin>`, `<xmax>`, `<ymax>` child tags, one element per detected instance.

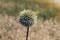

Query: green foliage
<box><xmin>0</xmin><ymin>7</ymin><xmax>19</xmax><ymax>16</ymax></box>
<box><xmin>37</xmin><ymin>8</ymin><xmax>56</xmax><ymax>20</ymax></box>
<box><xmin>0</xmin><ymin>0</ymin><xmax>56</xmax><ymax>19</ymax></box>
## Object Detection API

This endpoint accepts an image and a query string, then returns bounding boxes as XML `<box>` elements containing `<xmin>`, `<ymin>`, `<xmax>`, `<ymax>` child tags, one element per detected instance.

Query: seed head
<box><xmin>19</xmin><ymin>10</ymin><xmax>37</xmax><ymax>27</ymax></box>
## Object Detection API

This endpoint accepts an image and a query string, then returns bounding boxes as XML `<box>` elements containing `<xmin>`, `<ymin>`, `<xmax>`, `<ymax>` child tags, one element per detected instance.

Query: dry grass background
<box><xmin>0</xmin><ymin>0</ymin><xmax>60</xmax><ymax>40</ymax></box>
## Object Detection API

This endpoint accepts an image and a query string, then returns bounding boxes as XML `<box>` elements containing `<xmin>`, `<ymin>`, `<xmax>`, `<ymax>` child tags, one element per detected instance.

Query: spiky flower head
<box><xmin>19</xmin><ymin>9</ymin><xmax>37</xmax><ymax>27</ymax></box>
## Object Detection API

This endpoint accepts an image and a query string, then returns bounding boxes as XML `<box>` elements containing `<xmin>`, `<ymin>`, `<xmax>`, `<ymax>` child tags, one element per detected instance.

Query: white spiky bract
<box><xmin>19</xmin><ymin>9</ymin><xmax>37</xmax><ymax>26</ymax></box>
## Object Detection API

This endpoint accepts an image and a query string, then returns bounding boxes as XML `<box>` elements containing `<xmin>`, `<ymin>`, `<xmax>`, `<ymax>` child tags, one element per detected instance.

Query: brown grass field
<box><xmin>0</xmin><ymin>0</ymin><xmax>60</xmax><ymax>40</ymax></box>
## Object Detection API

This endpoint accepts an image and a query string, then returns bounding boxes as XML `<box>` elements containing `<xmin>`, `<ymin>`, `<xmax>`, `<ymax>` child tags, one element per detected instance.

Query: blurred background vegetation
<box><xmin>0</xmin><ymin>0</ymin><xmax>60</xmax><ymax>20</ymax></box>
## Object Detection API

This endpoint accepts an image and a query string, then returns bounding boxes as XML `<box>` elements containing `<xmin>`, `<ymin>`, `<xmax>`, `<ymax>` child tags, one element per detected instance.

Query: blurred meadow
<box><xmin>0</xmin><ymin>0</ymin><xmax>60</xmax><ymax>40</ymax></box>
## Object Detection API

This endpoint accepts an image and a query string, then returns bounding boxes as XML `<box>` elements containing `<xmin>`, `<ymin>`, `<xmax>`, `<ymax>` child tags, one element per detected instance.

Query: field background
<box><xmin>0</xmin><ymin>0</ymin><xmax>60</xmax><ymax>40</ymax></box>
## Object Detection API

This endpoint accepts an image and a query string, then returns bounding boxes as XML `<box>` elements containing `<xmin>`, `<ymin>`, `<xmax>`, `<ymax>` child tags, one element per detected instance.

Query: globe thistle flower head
<box><xmin>19</xmin><ymin>10</ymin><xmax>37</xmax><ymax>27</ymax></box>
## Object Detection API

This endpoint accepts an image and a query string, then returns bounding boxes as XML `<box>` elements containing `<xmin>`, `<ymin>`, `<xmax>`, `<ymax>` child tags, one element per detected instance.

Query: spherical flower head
<box><xmin>19</xmin><ymin>9</ymin><xmax>37</xmax><ymax>27</ymax></box>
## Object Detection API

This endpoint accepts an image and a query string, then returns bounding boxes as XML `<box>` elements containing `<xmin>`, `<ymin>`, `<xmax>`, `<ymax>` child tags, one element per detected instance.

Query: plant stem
<box><xmin>26</xmin><ymin>26</ymin><xmax>29</xmax><ymax>40</ymax></box>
